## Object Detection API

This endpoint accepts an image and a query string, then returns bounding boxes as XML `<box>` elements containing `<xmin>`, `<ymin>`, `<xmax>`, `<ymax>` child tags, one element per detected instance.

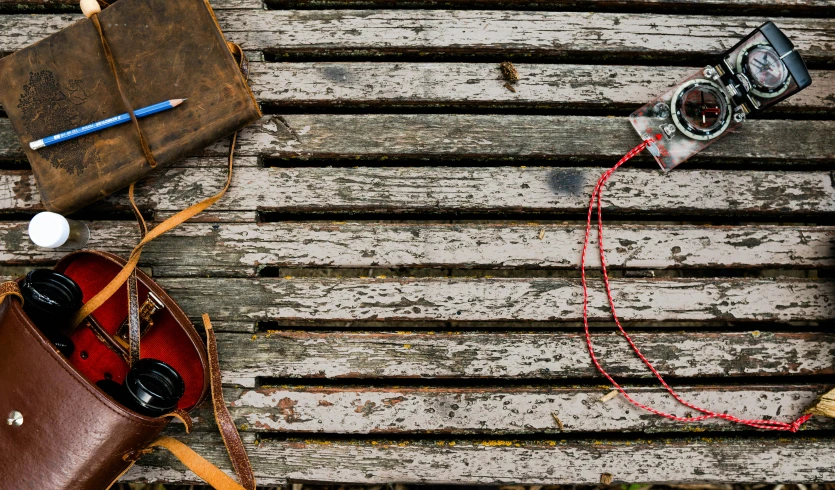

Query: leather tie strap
<box><xmin>89</xmin><ymin>13</ymin><xmax>158</xmax><ymax>169</ymax></box>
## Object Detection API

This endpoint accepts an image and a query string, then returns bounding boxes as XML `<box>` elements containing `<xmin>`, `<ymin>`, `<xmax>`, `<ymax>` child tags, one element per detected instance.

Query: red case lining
<box><xmin>58</xmin><ymin>255</ymin><xmax>204</xmax><ymax>411</ymax></box>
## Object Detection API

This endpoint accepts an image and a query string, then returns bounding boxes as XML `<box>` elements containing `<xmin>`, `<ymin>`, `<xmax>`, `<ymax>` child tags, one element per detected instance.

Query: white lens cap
<box><xmin>28</xmin><ymin>212</ymin><xmax>71</xmax><ymax>248</ymax></box>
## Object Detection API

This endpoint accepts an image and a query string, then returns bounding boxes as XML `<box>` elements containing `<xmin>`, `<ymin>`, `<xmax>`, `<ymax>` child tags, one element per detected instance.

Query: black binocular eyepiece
<box><xmin>20</xmin><ymin>269</ymin><xmax>82</xmax><ymax>357</ymax></box>
<box><xmin>97</xmin><ymin>359</ymin><xmax>185</xmax><ymax>417</ymax></box>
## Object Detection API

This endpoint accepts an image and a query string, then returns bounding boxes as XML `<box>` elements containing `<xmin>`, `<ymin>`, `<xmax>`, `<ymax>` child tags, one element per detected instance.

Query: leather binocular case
<box><xmin>0</xmin><ymin>251</ymin><xmax>210</xmax><ymax>488</ymax></box>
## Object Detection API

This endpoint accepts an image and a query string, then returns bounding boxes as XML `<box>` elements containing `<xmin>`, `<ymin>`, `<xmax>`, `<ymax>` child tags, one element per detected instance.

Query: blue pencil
<box><xmin>29</xmin><ymin>98</ymin><xmax>186</xmax><ymax>150</ymax></box>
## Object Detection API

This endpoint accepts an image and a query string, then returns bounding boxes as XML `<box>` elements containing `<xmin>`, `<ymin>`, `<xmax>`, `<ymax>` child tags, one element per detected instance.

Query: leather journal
<box><xmin>0</xmin><ymin>0</ymin><xmax>261</xmax><ymax>214</ymax></box>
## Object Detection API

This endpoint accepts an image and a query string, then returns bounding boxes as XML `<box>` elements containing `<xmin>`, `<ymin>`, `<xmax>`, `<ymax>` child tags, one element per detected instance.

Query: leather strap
<box><xmin>70</xmin><ymin>129</ymin><xmax>237</xmax><ymax>329</ymax></box>
<box><xmin>89</xmin><ymin>13</ymin><xmax>158</xmax><ymax>169</ymax></box>
<box><xmin>126</xmin><ymin>271</ymin><xmax>140</xmax><ymax>365</ymax></box>
<box><xmin>0</xmin><ymin>281</ymin><xmax>23</xmax><ymax>305</ymax></box>
<box><xmin>202</xmin><ymin>314</ymin><xmax>257</xmax><ymax>490</ymax></box>
<box><xmin>149</xmin><ymin>436</ymin><xmax>248</xmax><ymax>490</ymax></box>
<box><xmin>126</xmin><ymin>183</ymin><xmax>147</xmax><ymax>366</ymax></box>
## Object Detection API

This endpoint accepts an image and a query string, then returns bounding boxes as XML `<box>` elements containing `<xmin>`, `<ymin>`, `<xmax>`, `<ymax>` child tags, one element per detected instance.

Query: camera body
<box><xmin>630</xmin><ymin>22</ymin><xmax>812</xmax><ymax>171</ymax></box>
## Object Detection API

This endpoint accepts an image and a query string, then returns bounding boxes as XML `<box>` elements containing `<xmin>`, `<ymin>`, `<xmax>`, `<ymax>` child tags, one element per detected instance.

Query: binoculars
<box><xmin>20</xmin><ymin>269</ymin><xmax>184</xmax><ymax>417</ymax></box>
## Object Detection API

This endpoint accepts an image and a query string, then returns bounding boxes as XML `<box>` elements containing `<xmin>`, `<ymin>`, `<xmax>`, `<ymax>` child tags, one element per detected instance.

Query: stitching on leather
<box><xmin>11</xmin><ymin>304</ymin><xmax>165</xmax><ymax>428</ymax></box>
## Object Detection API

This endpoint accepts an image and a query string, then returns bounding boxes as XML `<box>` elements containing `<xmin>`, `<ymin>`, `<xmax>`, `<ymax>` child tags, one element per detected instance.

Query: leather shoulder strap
<box><xmin>149</xmin><ymin>436</ymin><xmax>249</xmax><ymax>490</ymax></box>
<box><xmin>0</xmin><ymin>282</ymin><xmax>23</xmax><ymax>305</ymax></box>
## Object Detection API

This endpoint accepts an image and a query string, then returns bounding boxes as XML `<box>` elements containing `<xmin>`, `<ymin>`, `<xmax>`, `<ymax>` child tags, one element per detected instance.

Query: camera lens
<box><xmin>20</xmin><ymin>269</ymin><xmax>82</xmax><ymax>357</ymax></box>
<box><xmin>123</xmin><ymin>358</ymin><xmax>185</xmax><ymax>417</ymax></box>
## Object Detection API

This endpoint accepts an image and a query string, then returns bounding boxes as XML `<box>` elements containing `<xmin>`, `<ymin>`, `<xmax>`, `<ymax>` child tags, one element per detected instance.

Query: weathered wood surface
<box><xmin>215</xmin><ymin>331</ymin><xmax>835</xmax><ymax>386</ymax></box>
<box><xmin>159</xmin><ymin>277</ymin><xmax>835</xmax><ymax>323</ymax></box>
<box><xmin>250</xmin><ymin>63</ymin><xmax>835</xmax><ymax>113</ymax></box>
<box><xmin>3</xmin><ymin>116</ymin><xmax>834</xmax><ymax>164</ymax></box>
<box><xmin>2</xmin><ymin>0</ymin><xmax>834</xmax><ymax>484</ymax></box>
<box><xmin>3</xmin><ymin>165</ymin><xmax>835</xmax><ymax>216</ymax></box>
<box><xmin>127</xmin><ymin>433</ymin><xmax>835</xmax><ymax>485</ymax></box>
<box><xmin>2</xmin><ymin>222</ymin><xmax>833</xmax><ymax>273</ymax></box>
<box><xmin>3</xmin><ymin>12</ymin><xmax>834</xmax><ymax>62</ymax></box>
<box><xmin>205</xmin><ymin>385</ymin><xmax>834</xmax><ymax>434</ymax></box>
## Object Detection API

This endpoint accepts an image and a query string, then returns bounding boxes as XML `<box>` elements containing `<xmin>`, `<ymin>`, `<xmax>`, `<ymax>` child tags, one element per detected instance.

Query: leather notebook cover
<box><xmin>0</xmin><ymin>0</ymin><xmax>261</xmax><ymax>214</ymax></box>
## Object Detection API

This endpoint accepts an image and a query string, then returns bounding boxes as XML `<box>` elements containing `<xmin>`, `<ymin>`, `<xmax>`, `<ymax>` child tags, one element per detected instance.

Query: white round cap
<box><xmin>29</xmin><ymin>212</ymin><xmax>70</xmax><ymax>248</ymax></box>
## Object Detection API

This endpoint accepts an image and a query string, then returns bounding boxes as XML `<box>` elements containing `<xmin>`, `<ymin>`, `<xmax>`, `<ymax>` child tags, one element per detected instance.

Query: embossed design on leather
<box><xmin>17</xmin><ymin>70</ymin><xmax>101</xmax><ymax>175</ymax></box>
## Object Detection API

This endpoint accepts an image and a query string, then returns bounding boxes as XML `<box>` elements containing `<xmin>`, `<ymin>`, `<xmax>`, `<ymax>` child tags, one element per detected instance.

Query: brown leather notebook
<box><xmin>0</xmin><ymin>0</ymin><xmax>261</xmax><ymax>214</ymax></box>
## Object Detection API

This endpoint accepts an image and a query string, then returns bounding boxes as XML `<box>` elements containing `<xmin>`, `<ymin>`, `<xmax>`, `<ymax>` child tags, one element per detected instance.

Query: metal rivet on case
<box><xmin>6</xmin><ymin>411</ymin><xmax>23</xmax><ymax>427</ymax></box>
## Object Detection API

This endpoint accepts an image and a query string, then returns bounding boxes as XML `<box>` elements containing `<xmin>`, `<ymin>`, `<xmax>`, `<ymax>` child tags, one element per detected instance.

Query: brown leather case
<box><xmin>0</xmin><ymin>251</ymin><xmax>210</xmax><ymax>489</ymax></box>
<box><xmin>0</xmin><ymin>0</ymin><xmax>261</xmax><ymax>214</ymax></box>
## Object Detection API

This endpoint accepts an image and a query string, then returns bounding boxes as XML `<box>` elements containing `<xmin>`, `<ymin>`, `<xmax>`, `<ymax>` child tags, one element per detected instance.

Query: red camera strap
<box><xmin>581</xmin><ymin>139</ymin><xmax>813</xmax><ymax>432</ymax></box>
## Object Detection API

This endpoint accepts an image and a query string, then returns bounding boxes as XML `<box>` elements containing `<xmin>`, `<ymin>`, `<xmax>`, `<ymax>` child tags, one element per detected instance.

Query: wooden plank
<box><xmin>208</xmin><ymin>385</ymin><xmax>834</xmax><ymax>434</ymax></box>
<box><xmin>125</xmin><ymin>433</ymin><xmax>835</xmax><ymax>484</ymax></box>
<box><xmin>157</xmin><ymin>277</ymin><xmax>835</xmax><ymax>323</ymax></box>
<box><xmin>2</xmin><ymin>164</ymin><xmax>835</xmax><ymax>216</ymax></box>
<box><xmin>2</xmin><ymin>116</ymin><xmax>834</xmax><ymax>164</ymax></box>
<box><xmin>2</xmin><ymin>12</ymin><xmax>833</xmax><ymax>63</ymax></box>
<box><xmin>216</xmin><ymin>331</ymin><xmax>835</xmax><ymax>386</ymax></box>
<box><xmin>2</xmin><ymin>222</ymin><xmax>833</xmax><ymax>273</ymax></box>
<box><xmin>251</xmin><ymin>63</ymin><xmax>835</xmax><ymax>113</ymax></box>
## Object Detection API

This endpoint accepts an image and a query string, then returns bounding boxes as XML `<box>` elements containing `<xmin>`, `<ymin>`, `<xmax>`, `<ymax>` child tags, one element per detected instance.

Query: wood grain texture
<box><xmin>209</xmin><ymin>385</ymin><xmax>834</xmax><ymax>434</ymax></box>
<box><xmin>250</xmin><ymin>63</ymin><xmax>835</xmax><ymax>113</ymax></box>
<box><xmin>2</xmin><ymin>116</ymin><xmax>834</xmax><ymax>164</ymax></box>
<box><xmin>125</xmin><ymin>433</ymin><xmax>835</xmax><ymax>484</ymax></box>
<box><xmin>3</xmin><ymin>164</ymin><xmax>835</xmax><ymax>216</ymax></box>
<box><xmin>157</xmin><ymin>277</ymin><xmax>835</xmax><ymax>323</ymax></box>
<box><xmin>216</xmin><ymin>331</ymin><xmax>835</xmax><ymax>386</ymax></box>
<box><xmin>2</xmin><ymin>12</ymin><xmax>834</xmax><ymax>62</ymax></box>
<box><xmin>2</xmin><ymin>222</ymin><xmax>832</xmax><ymax>273</ymax></box>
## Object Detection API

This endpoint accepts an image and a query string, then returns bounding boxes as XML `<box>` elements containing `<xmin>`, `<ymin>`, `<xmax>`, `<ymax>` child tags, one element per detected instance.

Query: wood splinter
<box><xmin>806</xmin><ymin>387</ymin><xmax>835</xmax><ymax>417</ymax></box>
<box><xmin>551</xmin><ymin>412</ymin><xmax>564</xmax><ymax>432</ymax></box>
<box><xmin>599</xmin><ymin>390</ymin><xmax>619</xmax><ymax>403</ymax></box>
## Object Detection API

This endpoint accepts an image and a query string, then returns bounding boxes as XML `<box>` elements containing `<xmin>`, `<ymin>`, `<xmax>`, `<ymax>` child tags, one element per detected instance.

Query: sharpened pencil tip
<box><xmin>171</xmin><ymin>98</ymin><xmax>187</xmax><ymax>107</ymax></box>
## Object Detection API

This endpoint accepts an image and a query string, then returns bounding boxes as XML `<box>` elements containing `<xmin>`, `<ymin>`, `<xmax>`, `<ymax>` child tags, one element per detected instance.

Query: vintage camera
<box><xmin>630</xmin><ymin>22</ymin><xmax>812</xmax><ymax>171</ymax></box>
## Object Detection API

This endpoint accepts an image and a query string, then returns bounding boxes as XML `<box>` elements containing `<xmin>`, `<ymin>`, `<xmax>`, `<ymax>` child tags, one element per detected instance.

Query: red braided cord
<box><xmin>581</xmin><ymin>139</ymin><xmax>813</xmax><ymax>432</ymax></box>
